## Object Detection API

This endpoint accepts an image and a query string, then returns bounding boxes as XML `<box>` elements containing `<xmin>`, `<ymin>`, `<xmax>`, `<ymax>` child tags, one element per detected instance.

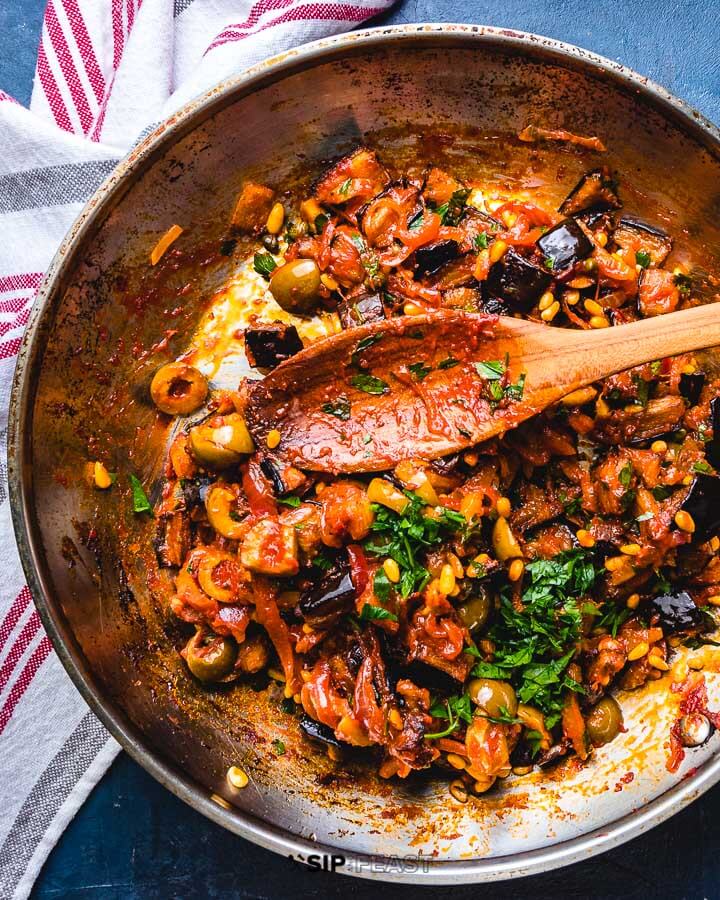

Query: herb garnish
<box><xmin>475</xmin><ymin>359</ymin><xmax>505</xmax><ymax>380</ymax></box>
<box><xmin>674</xmin><ymin>273</ymin><xmax>692</xmax><ymax>295</ymax></box>
<box><xmin>322</xmin><ymin>397</ymin><xmax>351</xmax><ymax>420</ymax></box>
<box><xmin>409</xmin><ymin>362</ymin><xmax>432</xmax><ymax>381</ymax></box>
<box><xmin>363</xmin><ymin>491</ymin><xmax>465</xmax><ymax>598</ymax></box>
<box><xmin>438</xmin><ymin>355</ymin><xmax>460</xmax><ymax>369</ymax></box>
<box><xmin>349</xmin><ymin>374</ymin><xmax>389</xmax><ymax>395</ymax></box>
<box><xmin>272</xmin><ymin>739</ymin><xmax>286</xmax><ymax>755</ymax></box>
<box><xmin>359</xmin><ymin>602</ymin><xmax>398</xmax><ymax>623</ymax></box>
<box><xmin>278</xmin><ymin>495</ymin><xmax>302</xmax><ymax>508</ymax></box>
<box><xmin>474</xmin><ymin>232</ymin><xmax>490</xmax><ymax>250</ymax></box>
<box><xmin>475</xmin><ymin>356</ymin><xmax>526</xmax><ymax>406</ymax></box>
<box><xmin>351</xmin><ymin>334</ymin><xmax>383</xmax><ymax>366</ymax></box>
<box><xmin>471</xmin><ymin>550</ymin><xmax>596</xmax><ymax>727</ymax></box>
<box><xmin>426</xmin><ymin>693</ymin><xmax>473</xmax><ymax>739</ymax></box>
<box><xmin>129</xmin><ymin>474</ymin><xmax>152</xmax><ymax>515</ymax></box>
<box><xmin>338</xmin><ymin>177</ymin><xmax>352</xmax><ymax>196</ymax></box>
<box><xmin>253</xmin><ymin>252</ymin><xmax>277</xmax><ymax>278</ymax></box>
<box><xmin>635</xmin><ymin>250</ymin><xmax>652</xmax><ymax>269</ymax></box>
<box><xmin>435</xmin><ymin>188</ymin><xmax>470</xmax><ymax>227</ymax></box>
<box><xmin>693</xmin><ymin>460</ymin><xmax>713</xmax><ymax>474</ymax></box>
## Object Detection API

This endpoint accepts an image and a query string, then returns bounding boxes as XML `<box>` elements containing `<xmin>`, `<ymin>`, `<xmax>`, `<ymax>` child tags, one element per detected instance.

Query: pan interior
<box><xmin>14</xmin><ymin>31</ymin><xmax>720</xmax><ymax>873</ymax></box>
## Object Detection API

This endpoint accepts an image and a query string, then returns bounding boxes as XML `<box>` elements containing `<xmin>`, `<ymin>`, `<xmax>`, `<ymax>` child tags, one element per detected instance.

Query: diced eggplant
<box><xmin>299</xmin><ymin>555</ymin><xmax>356</xmax><ymax>628</ymax></box>
<box><xmin>299</xmin><ymin>714</ymin><xmax>342</xmax><ymax>749</ymax></box>
<box><xmin>414</xmin><ymin>239</ymin><xmax>459</xmax><ymax>278</ymax></box>
<box><xmin>154</xmin><ymin>512</ymin><xmax>191</xmax><ymax>568</ymax></box>
<box><xmin>613</xmin><ymin>216</ymin><xmax>673</xmax><ymax>266</ymax></box>
<box><xmin>245</xmin><ymin>322</ymin><xmax>303</xmax><ymax>370</ymax></box>
<box><xmin>536</xmin><ymin>218</ymin><xmax>593</xmax><ymax>271</ymax></box>
<box><xmin>559</xmin><ymin>168</ymin><xmax>621</xmax><ymax>216</ymax></box>
<box><xmin>679</xmin><ymin>473</ymin><xmax>720</xmax><ymax>539</ymax></box>
<box><xmin>484</xmin><ymin>247</ymin><xmax>553</xmax><ymax>311</ymax></box>
<box><xmin>679</xmin><ymin>371</ymin><xmax>705</xmax><ymax>406</ymax></box>
<box><xmin>708</xmin><ymin>397</ymin><xmax>720</xmax><ymax>468</ymax></box>
<box><xmin>643</xmin><ymin>590</ymin><xmax>705</xmax><ymax>634</ymax></box>
<box><xmin>479</xmin><ymin>295</ymin><xmax>509</xmax><ymax>315</ymax></box>
<box><xmin>337</xmin><ymin>291</ymin><xmax>385</xmax><ymax>328</ymax></box>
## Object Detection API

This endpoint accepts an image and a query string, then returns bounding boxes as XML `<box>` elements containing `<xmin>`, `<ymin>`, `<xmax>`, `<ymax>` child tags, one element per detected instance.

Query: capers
<box><xmin>457</xmin><ymin>588</ymin><xmax>491</xmax><ymax>633</ymax></box>
<box><xmin>150</xmin><ymin>362</ymin><xmax>208</xmax><ymax>415</ymax></box>
<box><xmin>269</xmin><ymin>258</ymin><xmax>321</xmax><ymax>314</ymax></box>
<box><xmin>262</xmin><ymin>234</ymin><xmax>280</xmax><ymax>253</ymax></box>
<box><xmin>189</xmin><ymin>413</ymin><xmax>254</xmax><ymax>469</ymax></box>
<box><xmin>184</xmin><ymin>630</ymin><xmax>237</xmax><ymax>683</ymax></box>
<box><xmin>468</xmin><ymin>678</ymin><xmax>518</xmax><ymax>719</ymax></box>
<box><xmin>585</xmin><ymin>696</ymin><xmax>623</xmax><ymax>746</ymax></box>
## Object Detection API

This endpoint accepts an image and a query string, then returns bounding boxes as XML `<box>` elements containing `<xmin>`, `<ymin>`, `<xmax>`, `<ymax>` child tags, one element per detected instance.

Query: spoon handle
<box><xmin>556</xmin><ymin>302</ymin><xmax>720</xmax><ymax>386</ymax></box>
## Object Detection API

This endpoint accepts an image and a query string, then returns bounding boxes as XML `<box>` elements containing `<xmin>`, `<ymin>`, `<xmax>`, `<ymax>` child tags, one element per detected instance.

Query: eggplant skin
<box><xmin>484</xmin><ymin>247</ymin><xmax>552</xmax><ymax>311</ymax></box>
<box><xmin>559</xmin><ymin>167</ymin><xmax>621</xmax><ymax>216</ymax></box>
<box><xmin>679</xmin><ymin>473</ymin><xmax>720</xmax><ymax>540</ymax></box>
<box><xmin>679</xmin><ymin>371</ymin><xmax>705</xmax><ymax>407</ymax></box>
<box><xmin>337</xmin><ymin>291</ymin><xmax>385</xmax><ymax>328</ymax></box>
<box><xmin>643</xmin><ymin>590</ymin><xmax>705</xmax><ymax>634</ymax></box>
<box><xmin>708</xmin><ymin>397</ymin><xmax>720</xmax><ymax>468</ymax></box>
<box><xmin>299</xmin><ymin>556</ymin><xmax>356</xmax><ymax>628</ymax></box>
<box><xmin>299</xmin><ymin>714</ymin><xmax>343</xmax><ymax>749</ymax></box>
<box><xmin>414</xmin><ymin>239</ymin><xmax>459</xmax><ymax>278</ymax></box>
<box><xmin>245</xmin><ymin>322</ymin><xmax>303</xmax><ymax>369</ymax></box>
<box><xmin>536</xmin><ymin>218</ymin><xmax>593</xmax><ymax>271</ymax></box>
<box><xmin>613</xmin><ymin>215</ymin><xmax>673</xmax><ymax>266</ymax></box>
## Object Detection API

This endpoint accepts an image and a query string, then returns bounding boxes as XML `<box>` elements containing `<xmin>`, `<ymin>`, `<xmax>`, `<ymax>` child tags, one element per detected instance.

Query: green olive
<box><xmin>457</xmin><ymin>588</ymin><xmax>491</xmax><ymax>633</ymax></box>
<box><xmin>150</xmin><ymin>362</ymin><xmax>208</xmax><ymax>415</ymax></box>
<box><xmin>189</xmin><ymin>413</ymin><xmax>254</xmax><ymax>469</ymax></box>
<box><xmin>468</xmin><ymin>678</ymin><xmax>518</xmax><ymax>718</ymax></box>
<box><xmin>585</xmin><ymin>696</ymin><xmax>623</xmax><ymax>746</ymax></box>
<box><xmin>184</xmin><ymin>630</ymin><xmax>237</xmax><ymax>683</ymax></box>
<box><xmin>269</xmin><ymin>258</ymin><xmax>321</xmax><ymax>313</ymax></box>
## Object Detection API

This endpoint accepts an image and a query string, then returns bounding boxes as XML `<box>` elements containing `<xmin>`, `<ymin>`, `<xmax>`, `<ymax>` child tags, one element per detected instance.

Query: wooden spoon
<box><xmin>244</xmin><ymin>304</ymin><xmax>720</xmax><ymax>473</ymax></box>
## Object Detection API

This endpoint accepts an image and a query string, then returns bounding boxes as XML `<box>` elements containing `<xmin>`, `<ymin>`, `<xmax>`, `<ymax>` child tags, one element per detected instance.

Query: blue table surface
<box><xmin>1</xmin><ymin>1</ymin><xmax>719</xmax><ymax>897</ymax></box>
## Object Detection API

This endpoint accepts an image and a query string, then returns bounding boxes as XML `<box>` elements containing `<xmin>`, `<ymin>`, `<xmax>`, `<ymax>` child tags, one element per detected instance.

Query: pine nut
<box><xmin>265</xmin><ymin>202</ymin><xmax>285</xmax><ymax>235</ymax></box>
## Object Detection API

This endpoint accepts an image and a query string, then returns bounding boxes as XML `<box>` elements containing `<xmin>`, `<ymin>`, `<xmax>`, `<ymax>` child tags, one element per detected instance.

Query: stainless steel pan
<box><xmin>9</xmin><ymin>24</ymin><xmax>720</xmax><ymax>883</ymax></box>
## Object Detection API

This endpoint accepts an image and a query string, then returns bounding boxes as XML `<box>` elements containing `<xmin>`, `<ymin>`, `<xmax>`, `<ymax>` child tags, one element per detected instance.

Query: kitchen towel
<box><xmin>0</xmin><ymin>2</ymin><xmax>393</xmax><ymax>897</ymax></box>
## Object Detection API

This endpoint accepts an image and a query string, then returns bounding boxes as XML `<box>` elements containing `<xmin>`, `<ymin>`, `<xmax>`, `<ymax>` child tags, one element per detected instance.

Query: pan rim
<box><xmin>8</xmin><ymin>22</ymin><xmax>720</xmax><ymax>883</ymax></box>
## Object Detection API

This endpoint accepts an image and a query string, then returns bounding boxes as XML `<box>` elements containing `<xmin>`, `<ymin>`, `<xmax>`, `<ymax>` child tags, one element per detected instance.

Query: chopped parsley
<box><xmin>338</xmin><ymin>177</ymin><xmax>352</xmax><ymax>196</ymax></box>
<box><xmin>129</xmin><ymin>474</ymin><xmax>152</xmax><ymax>515</ymax></box>
<box><xmin>438</xmin><ymin>355</ymin><xmax>460</xmax><ymax>369</ymax></box>
<box><xmin>435</xmin><ymin>188</ymin><xmax>470</xmax><ymax>227</ymax></box>
<box><xmin>272</xmin><ymin>739</ymin><xmax>286</xmax><ymax>756</ymax></box>
<box><xmin>619</xmin><ymin>463</ymin><xmax>633</xmax><ymax>488</ymax></box>
<box><xmin>349</xmin><ymin>374</ymin><xmax>389</xmax><ymax>395</ymax></box>
<box><xmin>351</xmin><ymin>333</ymin><xmax>383</xmax><ymax>366</ymax></box>
<box><xmin>426</xmin><ymin>693</ymin><xmax>473</xmax><ymax>739</ymax></box>
<box><xmin>636</xmin><ymin>249</ymin><xmax>652</xmax><ymax>269</ymax></box>
<box><xmin>652</xmin><ymin>484</ymin><xmax>673</xmax><ymax>501</ymax></box>
<box><xmin>322</xmin><ymin>397</ymin><xmax>351</xmax><ymax>420</ymax></box>
<box><xmin>409</xmin><ymin>362</ymin><xmax>432</xmax><ymax>381</ymax></box>
<box><xmin>674</xmin><ymin>273</ymin><xmax>692</xmax><ymax>295</ymax></box>
<box><xmin>314</xmin><ymin>213</ymin><xmax>329</xmax><ymax>233</ymax></box>
<box><xmin>253</xmin><ymin>252</ymin><xmax>277</xmax><ymax>278</ymax></box>
<box><xmin>474</xmin><ymin>232</ymin><xmax>490</xmax><ymax>250</ymax></box>
<box><xmin>693</xmin><ymin>460</ymin><xmax>713</xmax><ymax>474</ymax></box>
<box><xmin>278</xmin><ymin>495</ymin><xmax>301</xmax><ymax>508</ymax></box>
<box><xmin>544</xmin><ymin>256</ymin><xmax>555</xmax><ymax>270</ymax></box>
<box><xmin>363</xmin><ymin>491</ymin><xmax>465</xmax><ymax>599</ymax></box>
<box><xmin>359</xmin><ymin>602</ymin><xmax>397</xmax><ymax>623</ymax></box>
<box><xmin>475</xmin><ymin>359</ymin><xmax>505</xmax><ymax>380</ymax></box>
<box><xmin>471</xmin><ymin>550</ymin><xmax>596</xmax><ymax>727</ymax></box>
<box><xmin>650</xmin><ymin>360</ymin><xmax>663</xmax><ymax>375</ymax></box>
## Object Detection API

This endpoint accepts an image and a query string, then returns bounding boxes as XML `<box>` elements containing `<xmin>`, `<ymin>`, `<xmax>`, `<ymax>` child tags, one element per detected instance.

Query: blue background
<box><xmin>1</xmin><ymin>1</ymin><xmax>719</xmax><ymax>897</ymax></box>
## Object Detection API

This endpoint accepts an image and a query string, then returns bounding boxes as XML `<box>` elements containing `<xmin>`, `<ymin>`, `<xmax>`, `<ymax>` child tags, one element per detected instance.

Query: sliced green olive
<box><xmin>468</xmin><ymin>678</ymin><xmax>518</xmax><ymax>719</ymax></box>
<box><xmin>184</xmin><ymin>630</ymin><xmax>237</xmax><ymax>683</ymax></box>
<box><xmin>189</xmin><ymin>413</ymin><xmax>254</xmax><ymax>469</ymax></box>
<box><xmin>206</xmin><ymin>484</ymin><xmax>247</xmax><ymax>539</ymax></box>
<box><xmin>269</xmin><ymin>258</ymin><xmax>321</xmax><ymax>314</ymax></box>
<box><xmin>585</xmin><ymin>696</ymin><xmax>623</xmax><ymax>746</ymax></box>
<box><xmin>457</xmin><ymin>588</ymin><xmax>491</xmax><ymax>633</ymax></box>
<box><xmin>150</xmin><ymin>362</ymin><xmax>208</xmax><ymax>415</ymax></box>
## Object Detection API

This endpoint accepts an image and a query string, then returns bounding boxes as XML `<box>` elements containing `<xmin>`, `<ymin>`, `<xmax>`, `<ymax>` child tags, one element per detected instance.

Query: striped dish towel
<box><xmin>0</xmin><ymin>2</ymin><xmax>393</xmax><ymax>897</ymax></box>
